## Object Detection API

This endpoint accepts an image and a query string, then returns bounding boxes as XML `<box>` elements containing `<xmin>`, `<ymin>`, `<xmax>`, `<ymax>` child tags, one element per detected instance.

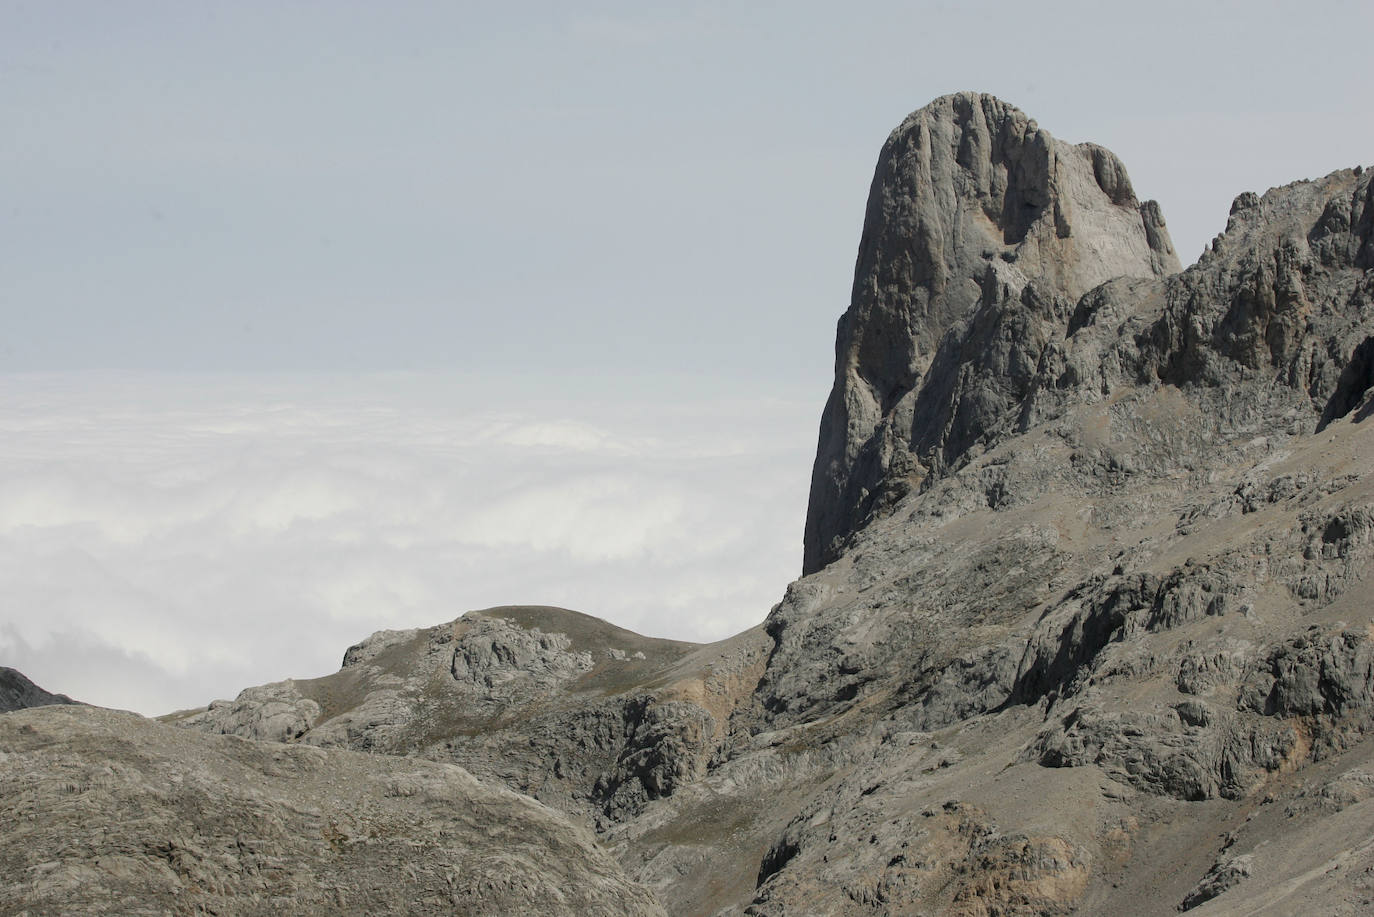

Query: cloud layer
<box><xmin>0</xmin><ymin>372</ymin><xmax>816</xmax><ymax>715</ymax></box>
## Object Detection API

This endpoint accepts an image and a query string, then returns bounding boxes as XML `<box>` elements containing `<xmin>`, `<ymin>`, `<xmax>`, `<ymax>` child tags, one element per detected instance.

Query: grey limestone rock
<box><xmin>749</xmin><ymin>796</ymin><xmax>1089</xmax><ymax>917</ymax></box>
<box><xmin>806</xmin><ymin>97</ymin><xmax>1374</xmax><ymax>579</ymax></box>
<box><xmin>1180</xmin><ymin>853</ymin><xmax>1254</xmax><ymax>911</ymax></box>
<box><xmin>183</xmin><ymin>680</ymin><xmax>321</xmax><ymax>743</ymax></box>
<box><xmin>0</xmin><ymin>705</ymin><xmax>666</xmax><ymax>916</ymax></box>
<box><xmin>1240</xmin><ymin>628</ymin><xmax>1374</xmax><ymax>723</ymax></box>
<box><xmin>448</xmin><ymin>614</ymin><xmax>595</xmax><ymax>697</ymax></box>
<box><xmin>1138</xmin><ymin>168</ymin><xmax>1374</xmax><ymax>433</ymax></box>
<box><xmin>181</xmin><ymin>606</ymin><xmax>748</xmax><ymax>829</ymax></box>
<box><xmin>341</xmin><ymin>626</ymin><xmax>422</xmax><ymax>667</ymax></box>
<box><xmin>1023</xmin><ymin>700</ymin><xmax>1300</xmax><ymax>801</ymax></box>
<box><xmin>804</xmin><ymin>91</ymin><xmax>1181</xmax><ymax>575</ymax></box>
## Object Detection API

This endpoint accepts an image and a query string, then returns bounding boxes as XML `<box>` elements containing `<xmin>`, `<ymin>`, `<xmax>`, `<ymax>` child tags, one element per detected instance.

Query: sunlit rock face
<box><xmin>804</xmin><ymin>91</ymin><xmax>1181</xmax><ymax>575</ymax></box>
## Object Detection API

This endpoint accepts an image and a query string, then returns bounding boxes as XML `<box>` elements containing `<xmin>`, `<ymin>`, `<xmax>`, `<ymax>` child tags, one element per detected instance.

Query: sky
<box><xmin>3</xmin><ymin>1</ymin><xmax>1372</xmax><ymax>714</ymax></box>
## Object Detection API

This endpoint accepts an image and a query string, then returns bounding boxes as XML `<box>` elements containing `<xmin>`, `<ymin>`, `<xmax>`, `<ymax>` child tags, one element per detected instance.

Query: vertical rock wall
<box><xmin>804</xmin><ymin>92</ymin><xmax>1180</xmax><ymax>573</ymax></box>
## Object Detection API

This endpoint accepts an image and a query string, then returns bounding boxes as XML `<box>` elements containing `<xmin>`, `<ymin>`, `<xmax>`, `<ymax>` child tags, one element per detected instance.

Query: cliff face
<box><xmin>804</xmin><ymin>92</ymin><xmax>1181</xmax><ymax>574</ymax></box>
<box><xmin>6</xmin><ymin>94</ymin><xmax>1374</xmax><ymax>917</ymax></box>
<box><xmin>806</xmin><ymin>93</ymin><xmax>1373</xmax><ymax>579</ymax></box>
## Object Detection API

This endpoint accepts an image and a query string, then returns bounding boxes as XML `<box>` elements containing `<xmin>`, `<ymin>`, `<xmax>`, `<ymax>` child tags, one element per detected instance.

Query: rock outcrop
<box><xmin>804</xmin><ymin>91</ymin><xmax>1181</xmax><ymax>575</ymax></box>
<box><xmin>0</xmin><ymin>667</ymin><xmax>77</xmax><ymax>713</ymax></box>
<box><xmin>9</xmin><ymin>93</ymin><xmax>1374</xmax><ymax>917</ymax></box>
<box><xmin>179</xmin><ymin>606</ymin><xmax>767</xmax><ymax>829</ymax></box>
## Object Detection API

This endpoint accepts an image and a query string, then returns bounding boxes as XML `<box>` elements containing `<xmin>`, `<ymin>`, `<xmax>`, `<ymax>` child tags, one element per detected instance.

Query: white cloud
<box><xmin>0</xmin><ymin>371</ymin><xmax>815</xmax><ymax>715</ymax></box>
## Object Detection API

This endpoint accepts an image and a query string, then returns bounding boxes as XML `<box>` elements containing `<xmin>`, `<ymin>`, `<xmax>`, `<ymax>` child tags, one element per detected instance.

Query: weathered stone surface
<box><xmin>748</xmin><ymin>798</ymin><xmax>1089</xmax><ymax>917</ymax></box>
<box><xmin>185</xmin><ymin>680</ymin><xmax>321</xmax><ymax>743</ymax></box>
<box><xmin>1137</xmin><ymin>168</ymin><xmax>1374</xmax><ymax>433</ymax></box>
<box><xmin>804</xmin><ymin>91</ymin><xmax>1181</xmax><ymax>574</ymax></box>
<box><xmin>447</xmin><ymin>615</ymin><xmax>595</xmax><ymax>697</ymax></box>
<box><xmin>180</xmin><ymin>606</ymin><xmax>760</xmax><ymax>828</ymax></box>
<box><xmin>806</xmin><ymin>98</ymin><xmax>1374</xmax><ymax>578</ymax></box>
<box><xmin>0</xmin><ymin>705</ymin><xmax>666</xmax><ymax>916</ymax></box>
<box><xmin>1181</xmin><ymin>852</ymin><xmax>1253</xmax><ymax>911</ymax></box>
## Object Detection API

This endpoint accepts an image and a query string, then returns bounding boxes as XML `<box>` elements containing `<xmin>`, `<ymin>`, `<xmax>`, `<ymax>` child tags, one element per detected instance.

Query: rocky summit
<box><xmin>3</xmin><ymin>92</ymin><xmax>1373</xmax><ymax>916</ymax></box>
<box><xmin>803</xmin><ymin>91</ymin><xmax>1181</xmax><ymax>575</ymax></box>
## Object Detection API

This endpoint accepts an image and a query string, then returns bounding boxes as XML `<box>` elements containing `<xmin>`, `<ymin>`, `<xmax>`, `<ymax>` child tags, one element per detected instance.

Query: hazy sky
<box><xmin>3</xmin><ymin>1</ymin><xmax>1372</xmax><ymax>713</ymax></box>
<box><xmin>6</xmin><ymin>0</ymin><xmax>1373</xmax><ymax>377</ymax></box>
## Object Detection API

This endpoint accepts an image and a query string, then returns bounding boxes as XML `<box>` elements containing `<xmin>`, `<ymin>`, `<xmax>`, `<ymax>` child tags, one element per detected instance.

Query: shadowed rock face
<box><xmin>0</xmin><ymin>667</ymin><xmax>77</xmax><ymax>713</ymax></box>
<box><xmin>804</xmin><ymin>91</ymin><xmax>1181</xmax><ymax>575</ymax></box>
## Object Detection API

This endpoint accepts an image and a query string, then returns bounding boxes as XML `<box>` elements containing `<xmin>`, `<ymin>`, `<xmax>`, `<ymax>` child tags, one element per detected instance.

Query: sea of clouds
<box><xmin>0</xmin><ymin>372</ymin><xmax>817</xmax><ymax>715</ymax></box>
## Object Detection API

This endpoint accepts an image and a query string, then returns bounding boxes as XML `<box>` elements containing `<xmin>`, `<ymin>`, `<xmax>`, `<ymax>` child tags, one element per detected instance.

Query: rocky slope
<box><xmin>5</xmin><ymin>92</ymin><xmax>1373</xmax><ymax>916</ymax></box>
<box><xmin>0</xmin><ymin>705</ymin><xmax>665</xmax><ymax>916</ymax></box>
<box><xmin>176</xmin><ymin>606</ymin><xmax>768</xmax><ymax>830</ymax></box>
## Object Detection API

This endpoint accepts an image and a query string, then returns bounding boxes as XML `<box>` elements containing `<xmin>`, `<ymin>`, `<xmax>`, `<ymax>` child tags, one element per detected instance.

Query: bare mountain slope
<box><xmin>0</xmin><ymin>705</ymin><xmax>666</xmax><ymax>916</ymax></box>
<box><xmin>8</xmin><ymin>93</ymin><xmax>1374</xmax><ymax>916</ymax></box>
<box><xmin>175</xmin><ymin>606</ymin><xmax>769</xmax><ymax>829</ymax></box>
<box><xmin>184</xmin><ymin>403</ymin><xmax>1374</xmax><ymax>916</ymax></box>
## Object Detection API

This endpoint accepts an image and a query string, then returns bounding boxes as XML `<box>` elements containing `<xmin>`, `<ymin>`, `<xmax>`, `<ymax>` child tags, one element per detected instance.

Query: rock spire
<box><xmin>804</xmin><ymin>91</ymin><xmax>1180</xmax><ymax>573</ymax></box>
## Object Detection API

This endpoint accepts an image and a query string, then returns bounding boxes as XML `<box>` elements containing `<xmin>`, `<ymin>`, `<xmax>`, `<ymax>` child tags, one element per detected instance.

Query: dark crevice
<box><xmin>1318</xmin><ymin>336</ymin><xmax>1374</xmax><ymax>430</ymax></box>
<box><xmin>756</xmin><ymin>840</ymin><xmax>800</xmax><ymax>887</ymax></box>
